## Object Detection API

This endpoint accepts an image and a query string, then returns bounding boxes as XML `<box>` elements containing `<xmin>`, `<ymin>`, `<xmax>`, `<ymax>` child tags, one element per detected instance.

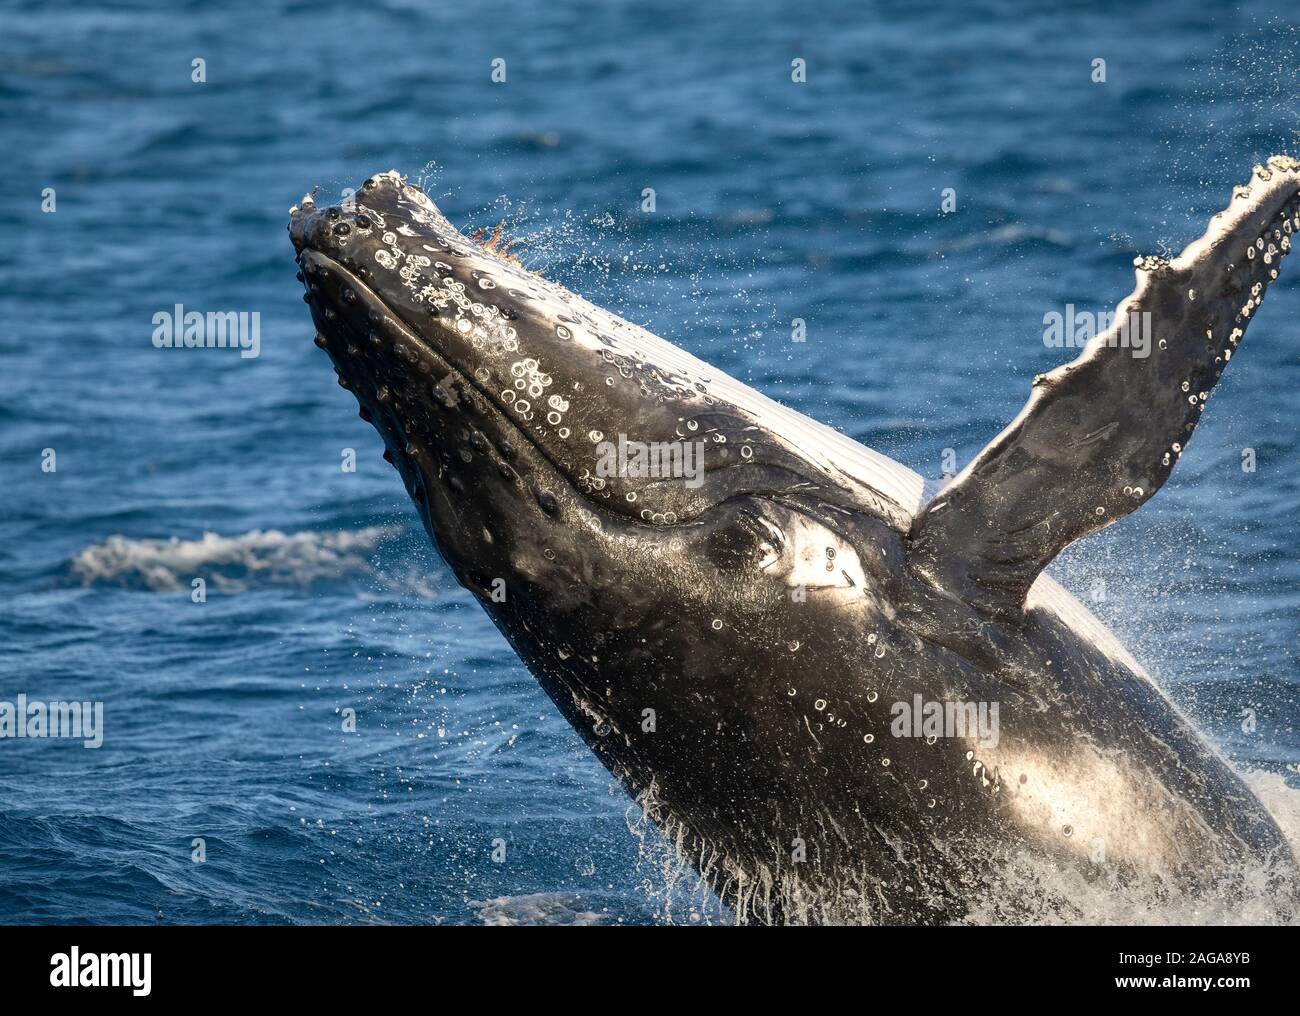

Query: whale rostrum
<box><xmin>290</xmin><ymin>158</ymin><xmax>1300</xmax><ymax>924</ymax></box>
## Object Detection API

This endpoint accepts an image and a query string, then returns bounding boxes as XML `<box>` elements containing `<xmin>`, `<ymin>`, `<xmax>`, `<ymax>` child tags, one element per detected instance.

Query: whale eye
<box><xmin>704</xmin><ymin>509</ymin><xmax>785</xmax><ymax>572</ymax></box>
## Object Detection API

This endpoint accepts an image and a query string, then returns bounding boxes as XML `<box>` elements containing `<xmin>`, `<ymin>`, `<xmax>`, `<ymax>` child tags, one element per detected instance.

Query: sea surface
<box><xmin>2</xmin><ymin>0</ymin><xmax>1299</xmax><ymax>924</ymax></box>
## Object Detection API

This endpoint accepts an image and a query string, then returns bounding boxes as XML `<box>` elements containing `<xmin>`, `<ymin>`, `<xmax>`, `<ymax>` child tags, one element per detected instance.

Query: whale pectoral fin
<box><xmin>908</xmin><ymin>158</ymin><xmax>1300</xmax><ymax>620</ymax></box>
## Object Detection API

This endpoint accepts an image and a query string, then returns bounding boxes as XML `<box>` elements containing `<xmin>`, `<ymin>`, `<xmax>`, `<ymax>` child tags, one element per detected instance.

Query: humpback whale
<box><xmin>289</xmin><ymin>158</ymin><xmax>1300</xmax><ymax>924</ymax></box>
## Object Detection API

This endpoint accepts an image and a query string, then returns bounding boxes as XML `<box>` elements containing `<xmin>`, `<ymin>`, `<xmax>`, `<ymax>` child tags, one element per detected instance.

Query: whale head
<box><xmin>289</xmin><ymin>174</ymin><xmax>929</xmax><ymax>912</ymax></box>
<box><xmin>289</xmin><ymin>172</ymin><xmax>915</xmax><ymax>606</ymax></box>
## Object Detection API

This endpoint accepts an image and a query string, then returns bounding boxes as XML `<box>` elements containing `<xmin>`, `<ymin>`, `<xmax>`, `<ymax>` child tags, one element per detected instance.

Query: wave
<box><xmin>69</xmin><ymin>527</ymin><xmax>401</xmax><ymax>592</ymax></box>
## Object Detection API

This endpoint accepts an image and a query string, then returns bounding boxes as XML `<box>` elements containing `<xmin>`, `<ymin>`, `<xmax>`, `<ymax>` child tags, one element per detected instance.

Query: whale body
<box><xmin>289</xmin><ymin>159</ymin><xmax>1300</xmax><ymax>923</ymax></box>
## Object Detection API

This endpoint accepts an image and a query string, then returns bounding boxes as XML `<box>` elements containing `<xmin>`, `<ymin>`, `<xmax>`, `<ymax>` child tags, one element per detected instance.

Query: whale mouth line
<box><xmin>299</xmin><ymin>248</ymin><xmax>581</xmax><ymax>501</ymax></box>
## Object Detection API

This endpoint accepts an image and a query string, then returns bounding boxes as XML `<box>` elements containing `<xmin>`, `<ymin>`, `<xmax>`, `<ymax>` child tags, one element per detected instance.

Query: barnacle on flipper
<box><xmin>471</xmin><ymin>220</ymin><xmax>533</xmax><ymax>271</ymax></box>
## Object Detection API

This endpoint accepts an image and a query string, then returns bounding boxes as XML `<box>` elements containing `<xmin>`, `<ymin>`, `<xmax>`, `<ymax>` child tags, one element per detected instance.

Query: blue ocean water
<box><xmin>2</xmin><ymin>0</ymin><xmax>1298</xmax><ymax>924</ymax></box>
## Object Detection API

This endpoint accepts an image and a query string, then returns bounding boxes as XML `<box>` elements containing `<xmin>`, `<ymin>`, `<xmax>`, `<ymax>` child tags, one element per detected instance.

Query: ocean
<box><xmin>1</xmin><ymin>0</ymin><xmax>1298</xmax><ymax>924</ymax></box>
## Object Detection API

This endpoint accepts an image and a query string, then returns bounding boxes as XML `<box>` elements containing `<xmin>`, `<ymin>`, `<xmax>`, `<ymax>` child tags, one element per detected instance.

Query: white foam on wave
<box><xmin>473</xmin><ymin>892</ymin><xmax>610</xmax><ymax>926</ymax></box>
<box><xmin>70</xmin><ymin>527</ymin><xmax>401</xmax><ymax>592</ymax></box>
